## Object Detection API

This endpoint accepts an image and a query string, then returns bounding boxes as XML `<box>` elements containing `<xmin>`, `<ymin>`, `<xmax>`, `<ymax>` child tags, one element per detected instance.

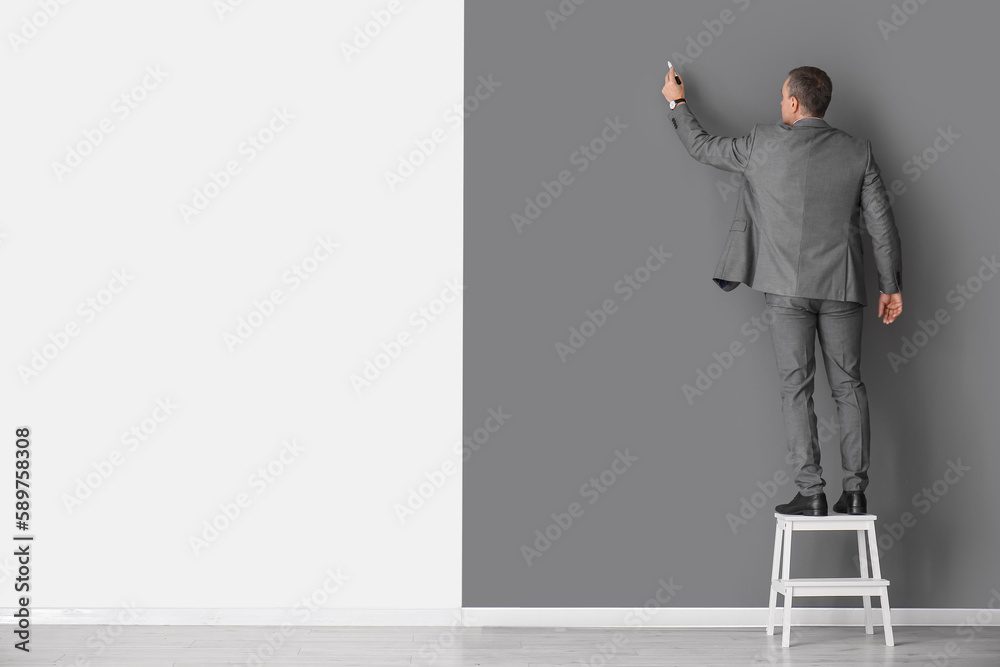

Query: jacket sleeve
<box><xmin>667</xmin><ymin>102</ymin><xmax>755</xmax><ymax>173</ymax></box>
<box><xmin>860</xmin><ymin>140</ymin><xmax>903</xmax><ymax>294</ymax></box>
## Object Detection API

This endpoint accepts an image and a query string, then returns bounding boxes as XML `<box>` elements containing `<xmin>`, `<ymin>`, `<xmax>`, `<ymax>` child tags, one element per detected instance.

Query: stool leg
<box><xmin>879</xmin><ymin>586</ymin><xmax>895</xmax><ymax>647</ymax></box>
<box><xmin>867</xmin><ymin>523</ymin><xmax>894</xmax><ymax>647</ymax></box>
<box><xmin>781</xmin><ymin>524</ymin><xmax>792</xmax><ymax>647</ymax></box>
<box><xmin>767</xmin><ymin>520</ymin><xmax>782</xmax><ymax>635</ymax></box>
<box><xmin>782</xmin><ymin>584</ymin><xmax>793</xmax><ymax>647</ymax></box>
<box><xmin>781</xmin><ymin>523</ymin><xmax>792</xmax><ymax>580</ymax></box>
<box><xmin>857</xmin><ymin>529</ymin><xmax>873</xmax><ymax>634</ymax></box>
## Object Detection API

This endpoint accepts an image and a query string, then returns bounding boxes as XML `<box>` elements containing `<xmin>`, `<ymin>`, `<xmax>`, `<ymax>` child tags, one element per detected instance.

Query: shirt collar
<box><xmin>790</xmin><ymin>116</ymin><xmax>829</xmax><ymax>128</ymax></box>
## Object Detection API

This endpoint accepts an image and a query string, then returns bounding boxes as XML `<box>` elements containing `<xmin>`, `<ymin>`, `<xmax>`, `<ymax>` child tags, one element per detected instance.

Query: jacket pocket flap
<box><xmin>730</xmin><ymin>219</ymin><xmax>747</xmax><ymax>231</ymax></box>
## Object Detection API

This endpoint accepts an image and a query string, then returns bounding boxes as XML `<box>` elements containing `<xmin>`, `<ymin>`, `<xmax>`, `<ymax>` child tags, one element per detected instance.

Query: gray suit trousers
<box><xmin>764</xmin><ymin>292</ymin><xmax>870</xmax><ymax>495</ymax></box>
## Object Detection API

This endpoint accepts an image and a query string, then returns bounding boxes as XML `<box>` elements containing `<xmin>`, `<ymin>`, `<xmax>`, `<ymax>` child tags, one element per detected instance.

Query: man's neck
<box><xmin>792</xmin><ymin>116</ymin><xmax>823</xmax><ymax>124</ymax></box>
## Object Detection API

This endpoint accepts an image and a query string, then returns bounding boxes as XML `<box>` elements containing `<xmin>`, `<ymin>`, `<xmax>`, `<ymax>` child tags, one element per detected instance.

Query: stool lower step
<box><xmin>772</xmin><ymin>577</ymin><xmax>890</xmax><ymax>596</ymax></box>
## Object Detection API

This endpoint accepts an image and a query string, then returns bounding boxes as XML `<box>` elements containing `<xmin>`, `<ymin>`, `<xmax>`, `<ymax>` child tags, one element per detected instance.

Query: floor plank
<box><xmin>0</xmin><ymin>624</ymin><xmax>997</xmax><ymax>666</ymax></box>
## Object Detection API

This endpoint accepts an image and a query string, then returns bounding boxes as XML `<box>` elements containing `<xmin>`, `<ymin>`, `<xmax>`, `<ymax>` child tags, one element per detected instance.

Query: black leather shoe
<box><xmin>775</xmin><ymin>492</ymin><xmax>828</xmax><ymax>516</ymax></box>
<box><xmin>833</xmin><ymin>490</ymin><xmax>867</xmax><ymax>515</ymax></box>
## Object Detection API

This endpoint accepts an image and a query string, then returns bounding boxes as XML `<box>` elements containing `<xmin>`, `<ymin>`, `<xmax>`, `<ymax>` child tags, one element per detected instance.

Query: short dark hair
<box><xmin>786</xmin><ymin>66</ymin><xmax>832</xmax><ymax>117</ymax></box>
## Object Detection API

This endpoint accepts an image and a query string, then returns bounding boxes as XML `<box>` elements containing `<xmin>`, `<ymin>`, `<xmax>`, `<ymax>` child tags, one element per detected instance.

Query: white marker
<box><xmin>667</xmin><ymin>61</ymin><xmax>683</xmax><ymax>109</ymax></box>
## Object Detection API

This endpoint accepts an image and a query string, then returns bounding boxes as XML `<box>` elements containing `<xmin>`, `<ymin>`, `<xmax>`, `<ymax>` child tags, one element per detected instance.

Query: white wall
<box><xmin>1</xmin><ymin>0</ymin><xmax>462</xmax><ymax>611</ymax></box>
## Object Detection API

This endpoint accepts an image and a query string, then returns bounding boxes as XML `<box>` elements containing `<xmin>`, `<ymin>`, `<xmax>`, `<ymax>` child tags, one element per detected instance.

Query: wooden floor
<box><xmin>2</xmin><ymin>624</ymin><xmax>999</xmax><ymax>666</ymax></box>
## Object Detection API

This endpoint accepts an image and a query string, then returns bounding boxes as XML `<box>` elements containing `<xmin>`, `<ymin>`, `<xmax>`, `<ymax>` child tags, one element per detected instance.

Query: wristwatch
<box><xmin>669</xmin><ymin>97</ymin><xmax>686</xmax><ymax>110</ymax></box>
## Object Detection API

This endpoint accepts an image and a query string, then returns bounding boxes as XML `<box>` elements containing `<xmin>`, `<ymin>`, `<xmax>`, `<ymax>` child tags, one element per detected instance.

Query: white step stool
<box><xmin>767</xmin><ymin>511</ymin><xmax>894</xmax><ymax>647</ymax></box>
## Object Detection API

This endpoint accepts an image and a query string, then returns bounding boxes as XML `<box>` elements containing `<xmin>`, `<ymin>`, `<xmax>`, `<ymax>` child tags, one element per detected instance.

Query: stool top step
<box><xmin>774</xmin><ymin>511</ymin><xmax>877</xmax><ymax>520</ymax></box>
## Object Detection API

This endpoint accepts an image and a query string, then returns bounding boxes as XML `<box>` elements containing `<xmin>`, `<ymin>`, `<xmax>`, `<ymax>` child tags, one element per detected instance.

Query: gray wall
<box><xmin>464</xmin><ymin>0</ymin><xmax>1000</xmax><ymax>608</ymax></box>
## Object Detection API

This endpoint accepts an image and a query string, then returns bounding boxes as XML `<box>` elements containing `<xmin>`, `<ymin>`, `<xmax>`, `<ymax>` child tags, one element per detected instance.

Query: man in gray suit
<box><xmin>662</xmin><ymin>65</ymin><xmax>903</xmax><ymax>516</ymax></box>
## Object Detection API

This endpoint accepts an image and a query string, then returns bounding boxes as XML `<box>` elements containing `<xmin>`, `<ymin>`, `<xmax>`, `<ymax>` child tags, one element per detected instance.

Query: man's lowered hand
<box><xmin>878</xmin><ymin>292</ymin><xmax>902</xmax><ymax>324</ymax></box>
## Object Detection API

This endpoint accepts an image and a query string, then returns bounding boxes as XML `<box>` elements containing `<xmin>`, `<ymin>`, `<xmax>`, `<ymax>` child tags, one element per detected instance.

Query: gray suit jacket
<box><xmin>668</xmin><ymin>102</ymin><xmax>902</xmax><ymax>307</ymax></box>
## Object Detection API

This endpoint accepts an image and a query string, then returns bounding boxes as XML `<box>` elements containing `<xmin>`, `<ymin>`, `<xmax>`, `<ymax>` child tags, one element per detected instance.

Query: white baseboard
<box><xmin>0</xmin><ymin>607</ymin><xmax>462</xmax><ymax>626</ymax></box>
<box><xmin>464</xmin><ymin>606</ymin><xmax>998</xmax><ymax>627</ymax></box>
<box><xmin>2</xmin><ymin>607</ymin><xmax>997</xmax><ymax>626</ymax></box>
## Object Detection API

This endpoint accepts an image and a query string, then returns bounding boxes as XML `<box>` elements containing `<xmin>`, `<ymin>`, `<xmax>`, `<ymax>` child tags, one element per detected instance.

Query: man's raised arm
<box><xmin>662</xmin><ymin>66</ymin><xmax>755</xmax><ymax>173</ymax></box>
<box><xmin>669</xmin><ymin>103</ymin><xmax>756</xmax><ymax>173</ymax></box>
